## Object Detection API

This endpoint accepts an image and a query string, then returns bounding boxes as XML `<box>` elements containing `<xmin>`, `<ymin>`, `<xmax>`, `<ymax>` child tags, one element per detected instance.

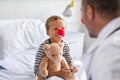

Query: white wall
<box><xmin>0</xmin><ymin>0</ymin><xmax>80</xmax><ymax>30</ymax></box>
<box><xmin>0</xmin><ymin>0</ymin><xmax>95</xmax><ymax>53</ymax></box>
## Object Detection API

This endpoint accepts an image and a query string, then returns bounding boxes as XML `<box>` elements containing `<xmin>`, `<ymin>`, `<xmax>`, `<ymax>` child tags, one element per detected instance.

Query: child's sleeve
<box><xmin>63</xmin><ymin>43</ymin><xmax>73</xmax><ymax>66</ymax></box>
<box><xmin>34</xmin><ymin>44</ymin><xmax>46</xmax><ymax>76</ymax></box>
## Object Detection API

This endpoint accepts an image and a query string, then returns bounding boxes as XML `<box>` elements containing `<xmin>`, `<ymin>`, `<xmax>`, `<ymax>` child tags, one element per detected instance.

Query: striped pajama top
<box><xmin>34</xmin><ymin>38</ymin><xmax>73</xmax><ymax>76</ymax></box>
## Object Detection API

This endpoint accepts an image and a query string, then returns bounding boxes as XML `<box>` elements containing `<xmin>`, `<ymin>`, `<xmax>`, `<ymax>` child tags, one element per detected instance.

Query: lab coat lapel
<box><xmin>81</xmin><ymin>37</ymin><xmax>103</xmax><ymax>73</ymax></box>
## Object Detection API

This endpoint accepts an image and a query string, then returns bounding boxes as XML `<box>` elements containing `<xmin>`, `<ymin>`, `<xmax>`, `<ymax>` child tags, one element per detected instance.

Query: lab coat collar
<box><xmin>98</xmin><ymin>17</ymin><xmax>120</xmax><ymax>40</ymax></box>
<box><xmin>86</xmin><ymin>17</ymin><xmax>120</xmax><ymax>54</ymax></box>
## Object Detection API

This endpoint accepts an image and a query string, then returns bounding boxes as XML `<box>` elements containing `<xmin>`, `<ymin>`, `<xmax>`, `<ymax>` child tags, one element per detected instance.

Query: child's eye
<box><xmin>54</xmin><ymin>28</ymin><xmax>58</xmax><ymax>30</ymax></box>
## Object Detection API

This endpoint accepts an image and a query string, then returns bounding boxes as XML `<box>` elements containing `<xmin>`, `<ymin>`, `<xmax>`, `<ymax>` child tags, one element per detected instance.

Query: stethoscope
<box><xmin>87</xmin><ymin>26</ymin><xmax>120</xmax><ymax>80</ymax></box>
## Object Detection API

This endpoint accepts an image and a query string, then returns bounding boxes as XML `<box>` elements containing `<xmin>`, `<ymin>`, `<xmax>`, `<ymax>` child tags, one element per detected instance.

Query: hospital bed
<box><xmin>0</xmin><ymin>18</ymin><xmax>86</xmax><ymax>80</ymax></box>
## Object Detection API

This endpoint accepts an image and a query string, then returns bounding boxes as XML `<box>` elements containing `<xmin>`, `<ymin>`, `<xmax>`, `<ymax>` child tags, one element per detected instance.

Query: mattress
<box><xmin>0</xmin><ymin>49</ymin><xmax>37</xmax><ymax>80</ymax></box>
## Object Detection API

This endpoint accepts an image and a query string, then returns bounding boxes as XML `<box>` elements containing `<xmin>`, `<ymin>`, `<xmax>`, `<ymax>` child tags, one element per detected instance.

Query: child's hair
<box><xmin>45</xmin><ymin>15</ymin><xmax>65</xmax><ymax>30</ymax></box>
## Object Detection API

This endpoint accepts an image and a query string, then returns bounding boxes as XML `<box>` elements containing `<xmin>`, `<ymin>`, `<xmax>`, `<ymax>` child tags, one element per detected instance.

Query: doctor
<box><xmin>81</xmin><ymin>0</ymin><xmax>120</xmax><ymax>80</ymax></box>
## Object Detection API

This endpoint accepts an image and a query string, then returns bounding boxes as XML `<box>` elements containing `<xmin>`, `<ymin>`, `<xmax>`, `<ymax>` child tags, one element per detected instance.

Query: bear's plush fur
<box><xmin>37</xmin><ymin>43</ymin><xmax>76</xmax><ymax>80</ymax></box>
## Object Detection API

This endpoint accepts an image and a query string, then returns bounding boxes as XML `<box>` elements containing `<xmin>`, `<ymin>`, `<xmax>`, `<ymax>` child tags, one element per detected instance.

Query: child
<box><xmin>34</xmin><ymin>15</ymin><xmax>78</xmax><ymax>80</ymax></box>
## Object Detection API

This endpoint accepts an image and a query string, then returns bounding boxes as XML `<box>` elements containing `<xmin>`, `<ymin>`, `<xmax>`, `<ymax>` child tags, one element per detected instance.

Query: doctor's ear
<box><xmin>86</xmin><ymin>5</ymin><xmax>95</xmax><ymax>20</ymax></box>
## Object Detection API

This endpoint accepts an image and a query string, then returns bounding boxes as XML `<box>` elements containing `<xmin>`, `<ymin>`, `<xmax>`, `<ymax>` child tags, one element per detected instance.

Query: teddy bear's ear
<box><xmin>43</xmin><ymin>44</ymin><xmax>50</xmax><ymax>52</ymax></box>
<box><xmin>59</xmin><ymin>43</ymin><xmax>64</xmax><ymax>49</ymax></box>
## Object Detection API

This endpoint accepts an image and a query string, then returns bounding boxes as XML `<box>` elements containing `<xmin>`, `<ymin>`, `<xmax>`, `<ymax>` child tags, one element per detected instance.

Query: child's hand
<box><xmin>70</xmin><ymin>65</ymin><xmax>78</xmax><ymax>73</ymax></box>
<box><xmin>60</xmin><ymin>68</ymin><xmax>71</xmax><ymax>79</ymax></box>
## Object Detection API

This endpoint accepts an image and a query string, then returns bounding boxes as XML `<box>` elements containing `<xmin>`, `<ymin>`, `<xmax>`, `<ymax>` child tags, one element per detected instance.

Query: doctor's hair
<box><xmin>82</xmin><ymin>0</ymin><xmax>120</xmax><ymax>18</ymax></box>
<box><xmin>45</xmin><ymin>15</ymin><xmax>65</xmax><ymax>30</ymax></box>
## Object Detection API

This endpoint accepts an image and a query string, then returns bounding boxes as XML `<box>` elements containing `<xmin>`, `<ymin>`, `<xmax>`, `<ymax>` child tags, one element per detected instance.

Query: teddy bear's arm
<box><xmin>39</xmin><ymin>56</ymin><xmax>49</xmax><ymax>77</ymax></box>
<box><xmin>61</xmin><ymin>57</ymin><xmax>70</xmax><ymax>69</ymax></box>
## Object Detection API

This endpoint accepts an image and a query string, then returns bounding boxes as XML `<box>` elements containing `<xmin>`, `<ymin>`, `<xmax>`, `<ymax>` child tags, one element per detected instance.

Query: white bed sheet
<box><xmin>0</xmin><ymin>49</ymin><xmax>37</xmax><ymax>80</ymax></box>
<box><xmin>0</xmin><ymin>49</ymin><xmax>87</xmax><ymax>80</ymax></box>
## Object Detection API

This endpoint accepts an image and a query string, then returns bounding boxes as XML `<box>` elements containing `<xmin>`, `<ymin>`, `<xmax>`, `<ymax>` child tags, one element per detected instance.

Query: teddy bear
<box><xmin>37</xmin><ymin>43</ymin><xmax>76</xmax><ymax>80</ymax></box>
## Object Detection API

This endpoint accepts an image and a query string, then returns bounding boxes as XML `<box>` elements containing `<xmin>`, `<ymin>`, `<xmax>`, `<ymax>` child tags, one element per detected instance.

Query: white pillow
<box><xmin>0</xmin><ymin>19</ymin><xmax>48</xmax><ymax>57</ymax></box>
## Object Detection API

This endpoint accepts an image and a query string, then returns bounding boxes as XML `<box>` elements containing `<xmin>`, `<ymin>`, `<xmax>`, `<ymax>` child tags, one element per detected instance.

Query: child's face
<box><xmin>47</xmin><ymin>19</ymin><xmax>66</xmax><ymax>43</ymax></box>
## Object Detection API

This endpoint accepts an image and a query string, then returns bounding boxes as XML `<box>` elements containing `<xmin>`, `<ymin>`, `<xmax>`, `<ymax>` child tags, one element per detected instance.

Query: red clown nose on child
<box><xmin>57</xmin><ymin>28</ymin><xmax>65</xmax><ymax>36</ymax></box>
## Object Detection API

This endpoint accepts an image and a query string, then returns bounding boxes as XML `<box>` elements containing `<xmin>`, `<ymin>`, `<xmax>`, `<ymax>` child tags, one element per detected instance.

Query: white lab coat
<box><xmin>82</xmin><ymin>17</ymin><xmax>120</xmax><ymax>80</ymax></box>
